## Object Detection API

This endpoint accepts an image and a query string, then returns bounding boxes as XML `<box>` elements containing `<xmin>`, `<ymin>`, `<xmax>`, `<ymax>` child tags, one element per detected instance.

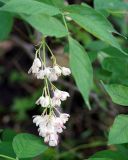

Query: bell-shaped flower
<box><xmin>61</xmin><ymin>67</ymin><xmax>71</xmax><ymax>76</ymax></box>
<box><xmin>36</xmin><ymin>69</ymin><xmax>45</xmax><ymax>79</ymax></box>
<box><xmin>52</xmin><ymin>97</ymin><xmax>61</xmax><ymax>107</ymax></box>
<box><xmin>53</xmin><ymin>65</ymin><xmax>62</xmax><ymax>76</ymax></box>
<box><xmin>49</xmin><ymin>133</ymin><xmax>58</xmax><ymax>146</ymax></box>
<box><xmin>36</xmin><ymin>96</ymin><xmax>51</xmax><ymax>107</ymax></box>
<box><xmin>28</xmin><ymin>58</ymin><xmax>41</xmax><ymax>74</ymax></box>
<box><xmin>54</xmin><ymin>89</ymin><xmax>70</xmax><ymax>101</ymax></box>
<box><xmin>60</xmin><ymin>113</ymin><xmax>70</xmax><ymax>124</ymax></box>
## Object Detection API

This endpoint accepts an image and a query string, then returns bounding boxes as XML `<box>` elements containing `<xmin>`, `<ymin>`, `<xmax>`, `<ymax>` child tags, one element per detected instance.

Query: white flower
<box><xmin>44</xmin><ymin>67</ymin><xmax>51</xmax><ymax>77</ymax></box>
<box><xmin>52</xmin><ymin>97</ymin><xmax>61</xmax><ymax>107</ymax></box>
<box><xmin>48</xmin><ymin>72</ymin><xmax>58</xmax><ymax>81</ymax></box>
<box><xmin>33</xmin><ymin>114</ymin><xmax>69</xmax><ymax>146</ymax></box>
<box><xmin>44</xmin><ymin>134</ymin><xmax>50</xmax><ymax>143</ymax></box>
<box><xmin>60</xmin><ymin>91</ymin><xmax>70</xmax><ymax>101</ymax></box>
<box><xmin>49</xmin><ymin>133</ymin><xmax>58</xmax><ymax>146</ymax></box>
<box><xmin>61</xmin><ymin>67</ymin><xmax>71</xmax><ymax>76</ymax></box>
<box><xmin>53</xmin><ymin>65</ymin><xmax>61</xmax><ymax>76</ymax></box>
<box><xmin>60</xmin><ymin>113</ymin><xmax>70</xmax><ymax>124</ymax></box>
<box><xmin>54</xmin><ymin>90</ymin><xmax>70</xmax><ymax>101</ymax></box>
<box><xmin>36</xmin><ymin>96</ymin><xmax>50</xmax><ymax>107</ymax></box>
<box><xmin>33</xmin><ymin>115</ymin><xmax>44</xmax><ymax>126</ymax></box>
<box><xmin>54</xmin><ymin>117</ymin><xmax>65</xmax><ymax>133</ymax></box>
<box><xmin>28</xmin><ymin>58</ymin><xmax>41</xmax><ymax>74</ymax></box>
<box><xmin>36</xmin><ymin>69</ymin><xmax>45</xmax><ymax>79</ymax></box>
<box><xmin>34</xmin><ymin>58</ymin><xmax>42</xmax><ymax>67</ymax></box>
<box><xmin>44</xmin><ymin>67</ymin><xmax>58</xmax><ymax>81</ymax></box>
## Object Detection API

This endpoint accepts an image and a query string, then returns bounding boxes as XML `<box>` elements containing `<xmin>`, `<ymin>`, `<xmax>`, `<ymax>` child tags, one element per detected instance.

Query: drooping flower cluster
<box><xmin>29</xmin><ymin>59</ymin><xmax>71</xmax><ymax>81</ymax></box>
<box><xmin>28</xmin><ymin>40</ymin><xmax>71</xmax><ymax>146</ymax></box>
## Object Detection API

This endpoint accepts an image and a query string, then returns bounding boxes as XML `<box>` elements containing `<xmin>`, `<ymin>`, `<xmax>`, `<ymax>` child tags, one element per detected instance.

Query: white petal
<box><xmin>61</xmin><ymin>67</ymin><xmax>71</xmax><ymax>76</ymax></box>
<box><xmin>60</xmin><ymin>113</ymin><xmax>70</xmax><ymax>124</ymax></box>
<box><xmin>52</xmin><ymin>97</ymin><xmax>61</xmax><ymax>107</ymax></box>
<box><xmin>33</xmin><ymin>58</ymin><xmax>42</xmax><ymax>67</ymax></box>
<box><xmin>53</xmin><ymin>65</ymin><xmax>61</xmax><ymax>76</ymax></box>
<box><xmin>36</xmin><ymin>69</ymin><xmax>45</xmax><ymax>79</ymax></box>
<box><xmin>60</xmin><ymin>91</ymin><xmax>70</xmax><ymax>101</ymax></box>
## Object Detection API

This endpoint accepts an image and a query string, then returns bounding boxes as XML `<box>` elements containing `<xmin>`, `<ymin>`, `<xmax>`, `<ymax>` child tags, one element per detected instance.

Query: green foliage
<box><xmin>64</xmin><ymin>4</ymin><xmax>125</xmax><ymax>54</ymax></box>
<box><xmin>22</xmin><ymin>14</ymin><xmax>67</xmax><ymax>38</ymax></box>
<box><xmin>108</xmin><ymin>115</ymin><xmax>128</xmax><ymax>145</ymax></box>
<box><xmin>0</xmin><ymin>130</ymin><xmax>48</xmax><ymax>160</ymax></box>
<box><xmin>94</xmin><ymin>0</ymin><xmax>128</xmax><ymax>15</ymax></box>
<box><xmin>0</xmin><ymin>11</ymin><xmax>13</xmax><ymax>40</ymax></box>
<box><xmin>12</xmin><ymin>133</ymin><xmax>48</xmax><ymax>158</ymax></box>
<box><xmin>103</xmin><ymin>84</ymin><xmax>128</xmax><ymax>106</ymax></box>
<box><xmin>0</xmin><ymin>0</ymin><xmax>9</xmax><ymax>3</ymax></box>
<box><xmin>37</xmin><ymin>0</ymin><xmax>64</xmax><ymax>8</ymax></box>
<box><xmin>102</xmin><ymin>57</ymin><xmax>128</xmax><ymax>75</ymax></box>
<box><xmin>90</xmin><ymin>149</ymin><xmax>128</xmax><ymax>160</ymax></box>
<box><xmin>0</xmin><ymin>0</ymin><xmax>60</xmax><ymax>16</ymax></box>
<box><xmin>0</xmin><ymin>142</ymin><xmax>15</xmax><ymax>158</ymax></box>
<box><xmin>69</xmin><ymin>37</ymin><xmax>93</xmax><ymax>109</ymax></box>
<box><xmin>41</xmin><ymin>148</ymin><xmax>57</xmax><ymax>160</ymax></box>
<box><xmin>2</xmin><ymin>129</ymin><xmax>16</xmax><ymax>141</ymax></box>
<box><xmin>0</xmin><ymin>0</ymin><xmax>128</xmax><ymax>159</ymax></box>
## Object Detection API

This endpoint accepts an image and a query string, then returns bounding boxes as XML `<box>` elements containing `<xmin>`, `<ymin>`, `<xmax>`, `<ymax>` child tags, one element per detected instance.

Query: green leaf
<box><xmin>103</xmin><ymin>83</ymin><xmax>128</xmax><ymax>106</ymax></box>
<box><xmin>22</xmin><ymin>14</ymin><xmax>67</xmax><ymax>38</ymax></box>
<box><xmin>102</xmin><ymin>47</ymin><xmax>128</xmax><ymax>58</ymax></box>
<box><xmin>0</xmin><ymin>0</ymin><xmax>9</xmax><ymax>3</ymax></box>
<box><xmin>0</xmin><ymin>0</ymin><xmax>60</xmax><ymax>16</ymax></box>
<box><xmin>89</xmin><ymin>158</ymin><xmax>112</xmax><ymax>160</ymax></box>
<box><xmin>12</xmin><ymin>133</ymin><xmax>48</xmax><ymax>158</ymax></box>
<box><xmin>102</xmin><ymin>57</ymin><xmax>128</xmax><ymax>75</ymax></box>
<box><xmin>2</xmin><ymin>129</ymin><xmax>16</xmax><ymax>141</ymax></box>
<box><xmin>101</xmin><ymin>57</ymin><xmax>128</xmax><ymax>86</ymax></box>
<box><xmin>90</xmin><ymin>149</ymin><xmax>128</xmax><ymax>160</ymax></box>
<box><xmin>0</xmin><ymin>11</ymin><xmax>13</xmax><ymax>41</ymax></box>
<box><xmin>41</xmin><ymin>148</ymin><xmax>57</xmax><ymax>160</ymax></box>
<box><xmin>69</xmin><ymin>37</ymin><xmax>93</xmax><ymax>109</ymax></box>
<box><xmin>0</xmin><ymin>142</ymin><xmax>15</xmax><ymax>158</ymax></box>
<box><xmin>94</xmin><ymin>0</ymin><xmax>128</xmax><ymax>14</ymax></box>
<box><xmin>37</xmin><ymin>0</ymin><xmax>64</xmax><ymax>8</ymax></box>
<box><xmin>108</xmin><ymin>115</ymin><xmax>128</xmax><ymax>145</ymax></box>
<box><xmin>64</xmin><ymin>4</ymin><xmax>125</xmax><ymax>54</ymax></box>
<box><xmin>87</xmin><ymin>40</ymin><xmax>108</xmax><ymax>52</ymax></box>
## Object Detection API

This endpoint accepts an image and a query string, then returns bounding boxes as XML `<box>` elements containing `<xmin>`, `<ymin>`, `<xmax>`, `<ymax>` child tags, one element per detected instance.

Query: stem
<box><xmin>45</xmin><ymin>77</ymin><xmax>50</xmax><ymax>96</ymax></box>
<box><xmin>62</xmin><ymin>13</ymin><xmax>69</xmax><ymax>35</ymax></box>
<box><xmin>45</xmin><ymin>77</ymin><xmax>53</xmax><ymax>116</ymax></box>
<box><xmin>45</xmin><ymin>42</ymin><xmax>56</xmax><ymax>64</ymax></box>
<box><xmin>0</xmin><ymin>154</ymin><xmax>16</xmax><ymax>160</ymax></box>
<box><xmin>42</xmin><ymin>37</ymin><xmax>46</xmax><ymax>66</ymax></box>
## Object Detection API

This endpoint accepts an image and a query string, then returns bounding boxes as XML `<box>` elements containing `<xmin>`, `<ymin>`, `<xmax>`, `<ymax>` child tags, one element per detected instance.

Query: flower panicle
<box><xmin>28</xmin><ymin>40</ymin><xmax>71</xmax><ymax>147</ymax></box>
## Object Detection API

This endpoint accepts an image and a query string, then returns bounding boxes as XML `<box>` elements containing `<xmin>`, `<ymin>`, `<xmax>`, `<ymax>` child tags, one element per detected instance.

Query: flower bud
<box><xmin>61</xmin><ymin>67</ymin><xmax>71</xmax><ymax>76</ymax></box>
<box><xmin>33</xmin><ymin>58</ymin><xmax>42</xmax><ymax>67</ymax></box>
